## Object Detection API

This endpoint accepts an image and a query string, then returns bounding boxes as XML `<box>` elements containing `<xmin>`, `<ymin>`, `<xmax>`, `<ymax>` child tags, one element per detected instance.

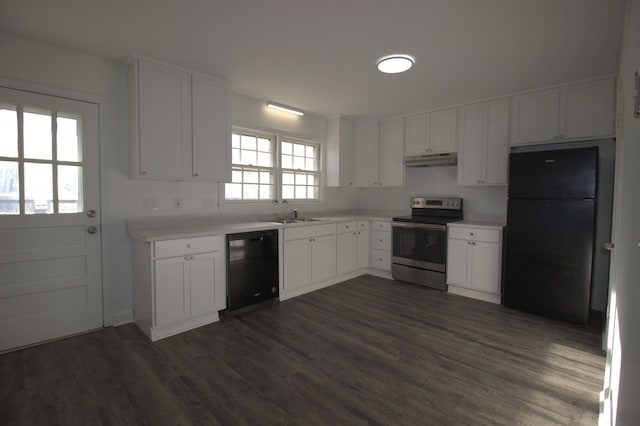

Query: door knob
<box><xmin>87</xmin><ymin>226</ymin><xmax>98</xmax><ymax>234</ymax></box>
<box><xmin>87</xmin><ymin>209</ymin><xmax>97</xmax><ymax>218</ymax></box>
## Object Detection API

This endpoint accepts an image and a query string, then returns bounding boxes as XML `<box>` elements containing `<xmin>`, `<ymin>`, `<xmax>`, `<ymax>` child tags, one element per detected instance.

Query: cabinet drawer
<box><xmin>154</xmin><ymin>235</ymin><xmax>221</xmax><ymax>258</ymax></box>
<box><xmin>448</xmin><ymin>227</ymin><xmax>500</xmax><ymax>243</ymax></box>
<box><xmin>337</xmin><ymin>221</ymin><xmax>357</xmax><ymax>234</ymax></box>
<box><xmin>371</xmin><ymin>249</ymin><xmax>391</xmax><ymax>271</ymax></box>
<box><xmin>284</xmin><ymin>223</ymin><xmax>336</xmax><ymax>241</ymax></box>
<box><xmin>372</xmin><ymin>230</ymin><xmax>391</xmax><ymax>250</ymax></box>
<box><xmin>357</xmin><ymin>221</ymin><xmax>369</xmax><ymax>231</ymax></box>
<box><xmin>372</xmin><ymin>220</ymin><xmax>391</xmax><ymax>231</ymax></box>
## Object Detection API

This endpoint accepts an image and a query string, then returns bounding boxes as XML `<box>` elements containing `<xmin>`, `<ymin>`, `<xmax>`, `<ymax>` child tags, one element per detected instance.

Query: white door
<box><xmin>154</xmin><ymin>257</ymin><xmax>189</xmax><ymax>327</ymax></box>
<box><xmin>336</xmin><ymin>232</ymin><xmax>357</xmax><ymax>275</ymax></box>
<box><xmin>310</xmin><ymin>235</ymin><xmax>337</xmax><ymax>283</ymax></box>
<box><xmin>283</xmin><ymin>239</ymin><xmax>310</xmax><ymax>291</ymax></box>
<box><xmin>0</xmin><ymin>86</ymin><xmax>102</xmax><ymax>352</ymax></box>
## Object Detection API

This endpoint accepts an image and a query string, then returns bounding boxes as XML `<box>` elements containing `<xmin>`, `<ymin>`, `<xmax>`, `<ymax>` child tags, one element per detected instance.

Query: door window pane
<box><xmin>57</xmin><ymin>116</ymin><xmax>81</xmax><ymax>162</ymax></box>
<box><xmin>24</xmin><ymin>162</ymin><xmax>53</xmax><ymax>214</ymax></box>
<box><xmin>24</xmin><ymin>111</ymin><xmax>52</xmax><ymax>160</ymax></box>
<box><xmin>0</xmin><ymin>161</ymin><xmax>19</xmax><ymax>214</ymax></box>
<box><xmin>58</xmin><ymin>165</ymin><xmax>82</xmax><ymax>213</ymax></box>
<box><xmin>0</xmin><ymin>107</ymin><xmax>18</xmax><ymax>158</ymax></box>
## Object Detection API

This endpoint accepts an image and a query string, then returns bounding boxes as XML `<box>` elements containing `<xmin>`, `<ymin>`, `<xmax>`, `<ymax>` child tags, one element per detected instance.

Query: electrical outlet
<box><xmin>173</xmin><ymin>198</ymin><xmax>182</xmax><ymax>210</ymax></box>
<box><xmin>142</xmin><ymin>197</ymin><xmax>158</xmax><ymax>211</ymax></box>
<box><xmin>203</xmin><ymin>197</ymin><xmax>215</xmax><ymax>210</ymax></box>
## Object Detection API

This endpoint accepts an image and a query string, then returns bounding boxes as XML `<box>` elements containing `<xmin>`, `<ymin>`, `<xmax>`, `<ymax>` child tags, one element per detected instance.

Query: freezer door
<box><xmin>508</xmin><ymin>147</ymin><xmax>598</xmax><ymax>199</ymax></box>
<box><xmin>503</xmin><ymin>199</ymin><xmax>595</xmax><ymax>324</ymax></box>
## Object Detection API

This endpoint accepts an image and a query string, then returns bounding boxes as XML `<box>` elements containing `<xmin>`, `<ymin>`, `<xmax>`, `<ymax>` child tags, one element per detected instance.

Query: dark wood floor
<box><xmin>1</xmin><ymin>275</ymin><xmax>605</xmax><ymax>425</ymax></box>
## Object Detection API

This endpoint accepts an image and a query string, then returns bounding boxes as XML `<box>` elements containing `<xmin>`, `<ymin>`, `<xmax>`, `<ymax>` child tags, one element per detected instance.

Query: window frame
<box><xmin>222</xmin><ymin>127</ymin><xmax>323</xmax><ymax>205</ymax></box>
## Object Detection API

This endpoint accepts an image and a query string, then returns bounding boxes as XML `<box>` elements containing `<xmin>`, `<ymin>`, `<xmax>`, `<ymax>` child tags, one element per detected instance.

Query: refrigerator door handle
<box><xmin>603</xmin><ymin>242</ymin><xmax>615</xmax><ymax>251</ymax></box>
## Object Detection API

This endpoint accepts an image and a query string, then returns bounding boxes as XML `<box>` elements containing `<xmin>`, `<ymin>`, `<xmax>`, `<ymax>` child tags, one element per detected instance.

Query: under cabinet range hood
<box><xmin>404</xmin><ymin>152</ymin><xmax>457</xmax><ymax>167</ymax></box>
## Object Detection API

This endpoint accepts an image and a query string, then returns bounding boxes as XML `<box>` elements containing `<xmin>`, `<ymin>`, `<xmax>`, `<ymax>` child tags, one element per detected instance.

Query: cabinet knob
<box><xmin>187</xmin><ymin>243</ymin><xmax>192</xmax><ymax>249</ymax></box>
<box><xmin>193</xmin><ymin>173</ymin><xmax>199</xmax><ymax>178</ymax></box>
<box><xmin>346</xmin><ymin>225</ymin><xmax>349</xmax><ymax>229</ymax></box>
<box><xmin>470</xmin><ymin>232</ymin><xmax>474</xmax><ymax>236</ymax></box>
<box><xmin>141</xmin><ymin>171</ymin><xmax>148</xmax><ymax>176</ymax></box>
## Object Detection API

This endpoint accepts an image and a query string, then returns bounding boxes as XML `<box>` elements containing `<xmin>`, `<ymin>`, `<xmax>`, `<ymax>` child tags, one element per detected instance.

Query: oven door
<box><xmin>391</xmin><ymin>222</ymin><xmax>447</xmax><ymax>272</ymax></box>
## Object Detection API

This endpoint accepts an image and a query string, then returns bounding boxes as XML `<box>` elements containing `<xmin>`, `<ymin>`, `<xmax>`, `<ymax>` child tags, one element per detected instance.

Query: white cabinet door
<box><xmin>457</xmin><ymin>102</ymin><xmax>484</xmax><ymax>186</ymax></box>
<box><xmin>446</xmin><ymin>239</ymin><xmax>470</xmax><ymax>287</ymax></box>
<box><xmin>405</xmin><ymin>112</ymin><xmax>429</xmax><ymax>155</ymax></box>
<box><xmin>154</xmin><ymin>257</ymin><xmax>189</xmax><ymax>326</ymax></box>
<box><xmin>356</xmin><ymin>226</ymin><xmax>370</xmax><ymax>269</ymax></box>
<box><xmin>326</xmin><ymin>117</ymin><xmax>355</xmax><ymax>187</ymax></box>
<box><xmin>337</xmin><ymin>232</ymin><xmax>357</xmax><ymax>275</ymax></box>
<box><xmin>354</xmin><ymin>120</ymin><xmax>380</xmax><ymax>187</ymax></box>
<box><xmin>470</xmin><ymin>242</ymin><xmax>501</xmax><ymax>294</ymax></box>
<box><xmin>189</xmin><ymin>252</ymin><xmax>221</xmax><ymax>317</ymax></box>
<box><xmin>191</xmin><ymin>73</ymin><xmax>231</xmax><ymax>182</ymax></box>
<box><xmin>135</xmin><ymin>59</ymin><xmax>192</xmax><ymax>179</ymax></box>
<box><xmin>430</xmin><ymin>107</ymin><xmax>457</xmax><ymax>153</ymax></box>
<box><xmin>510</xmin><ymin>88</ymin><xmax>561</xmax><ymax>145</ymax></box>
<box><xmin>483</xmin><ymin>98</ymin><xmax>510</xmax><ymax>185</ymax></box>
<box><xmin>380</xmin><ymin>117</ymin><xmax>405</xmax><ymax>187</ymax></box>
<box><xmin>283</xmin><ymin>239</ymin><xmax>311</xmax><ymax>290</ymax></box>
<box><xmin>311</xmin><ymin>235</ymin><xmax>337</xmax><ymax>283</ymax></box>
<box><xmin>561</xmin><ymin>78</ymin><xmax>616</xmax><ymax>140</ymax></box>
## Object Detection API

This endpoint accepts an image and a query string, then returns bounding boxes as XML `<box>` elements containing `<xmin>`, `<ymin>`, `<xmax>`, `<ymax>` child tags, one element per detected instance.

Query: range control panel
<box><xmin>411</xmin><ymin>197</ymin><xmax>462</xmax><ymax>210</ymax></box>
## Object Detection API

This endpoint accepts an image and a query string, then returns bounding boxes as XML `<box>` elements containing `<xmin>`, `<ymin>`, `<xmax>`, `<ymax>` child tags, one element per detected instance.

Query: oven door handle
<box><xmin>391</xmin><ymin>222</ymin><xmax>447</xmax><ymax>231</ymax></box>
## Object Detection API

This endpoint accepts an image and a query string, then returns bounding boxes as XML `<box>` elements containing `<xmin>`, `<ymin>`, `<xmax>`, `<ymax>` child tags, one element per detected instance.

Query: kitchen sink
<box><xmin>275</xmin><ymin>217</ymin><xmax>323</xmax><ymax>224</ymax></box>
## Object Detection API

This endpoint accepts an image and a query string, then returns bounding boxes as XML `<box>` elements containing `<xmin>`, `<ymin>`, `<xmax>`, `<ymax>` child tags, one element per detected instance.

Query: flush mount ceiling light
<box><xmin>376</xmin><ymin>54</ymin><xmax>415</xmax><ymax>74</ymax></box>
<box><xmin>266</xmin><ymin>101</ymin><xmax>304</xmax><ymax>116</ymax></box>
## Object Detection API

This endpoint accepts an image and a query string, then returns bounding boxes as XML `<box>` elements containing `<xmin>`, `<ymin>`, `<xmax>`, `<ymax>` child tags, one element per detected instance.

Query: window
<box><xmin>225</xmin><ymin>131</ymin><xmax>275</xmax><ymax>201</ymax></box>
<box><xmin>281</xmin><ymin>139</ymin><xmax>319</xmax><ymax>200</ymax></box>
<box><xmin>0</xmin><ymin>104</ymin><xmax>83</xmax><ymax>215</ymax></box>
<box><xmin>224</xmin><ymin>129</ymin><xmax>321</xmax><ymax>202</ymax></box>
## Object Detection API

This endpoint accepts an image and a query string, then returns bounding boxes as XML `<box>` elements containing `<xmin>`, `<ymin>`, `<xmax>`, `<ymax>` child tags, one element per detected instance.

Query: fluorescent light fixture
<box><xmin>266</xmin><ymin>101</ymin><xmax>304</xmax><ymax>116</ymax></box>
<box><xmin>377</xmin><ymin>54</ymin><xmax>415</xmax><ymax>74</ymax></box>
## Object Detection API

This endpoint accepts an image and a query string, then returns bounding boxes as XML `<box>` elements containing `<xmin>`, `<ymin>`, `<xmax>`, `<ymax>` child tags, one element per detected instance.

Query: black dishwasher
<box><xmin>226</xmin><ymin>229</ymin><xmax>279</xmax><ymax>312</ymax></box>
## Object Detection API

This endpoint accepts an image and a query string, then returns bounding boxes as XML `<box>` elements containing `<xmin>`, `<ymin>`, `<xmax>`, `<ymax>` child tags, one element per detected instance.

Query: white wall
<box><xmin>602</xmin><ymin>1</ymin><xmax>640</xmax><ymax>424</ymax></box>
<box><xmin>355</xmin><ymin>165</ymin><xmax>508</xmax><ymax>220</ymax></box>
<box><xmin>0</xmin><ymin>33</ymin><xmax>357</xmax><ymax>325</ymax></box>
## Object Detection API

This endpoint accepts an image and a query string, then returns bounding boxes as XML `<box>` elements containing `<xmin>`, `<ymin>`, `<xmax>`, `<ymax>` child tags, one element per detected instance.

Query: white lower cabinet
<box><xmin>132</xmin><ymin>235</ymin><xmax>225</xmax><ymax>341</ymax></box>
<box><xmin>370</xmin><ymin>220</ymin><xmax>392</xmax><ymax>272</ymax></box>
<box><xmin>336</xmin><ymin>221</ymin><xmax>370</xmax><ymax>275</ymax></box>
<box><xmin>446</xmin><ymin>224</ymin><xmax>502</xmax><ymax>303</ymax></box>
<box><xmin>283</xmin><ymin>224</ymin><xmax>337</xmax><ymax>292</ymax></box>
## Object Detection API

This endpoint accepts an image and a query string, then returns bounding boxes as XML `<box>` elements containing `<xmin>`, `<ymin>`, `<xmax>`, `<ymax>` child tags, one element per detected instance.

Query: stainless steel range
<box><xmin>392</xmin><ymin>197</ymin><xmax>463</xmax><ymax>291</ymax></box>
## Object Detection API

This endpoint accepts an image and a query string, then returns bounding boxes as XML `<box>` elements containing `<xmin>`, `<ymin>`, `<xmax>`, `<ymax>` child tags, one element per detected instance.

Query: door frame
<box><xmin>0</xmin><ymin>76</ymin><xmax>112</xmax><ymax>327</ymax></box>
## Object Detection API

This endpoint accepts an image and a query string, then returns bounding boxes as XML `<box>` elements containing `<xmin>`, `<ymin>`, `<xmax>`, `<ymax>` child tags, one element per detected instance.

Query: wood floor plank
<box><xmin>0</xmin><ymin>275</ymin><xmax>605</xmax><ymax>425</ymax></box>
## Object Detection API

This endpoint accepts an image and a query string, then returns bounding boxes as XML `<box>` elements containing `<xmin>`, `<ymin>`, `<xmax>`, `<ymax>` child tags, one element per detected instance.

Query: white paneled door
<box><xmin>0</xmin><ymin>87</ymin><xmax>102</xmax><ymax>352</ymax></box>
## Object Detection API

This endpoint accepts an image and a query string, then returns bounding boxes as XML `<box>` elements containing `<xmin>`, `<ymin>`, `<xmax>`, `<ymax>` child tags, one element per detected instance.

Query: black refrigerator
<box><xmin>502</xmin><ymin>146</ymin><xmax>598</xmax><ymax>324</ymax></box>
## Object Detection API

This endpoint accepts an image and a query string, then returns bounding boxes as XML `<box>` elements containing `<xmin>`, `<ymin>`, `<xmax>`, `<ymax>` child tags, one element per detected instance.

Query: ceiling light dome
<box><xmin>377</xmin><ymin>54</ymin><xmax>415</xmax><ymax>74</ymax></box>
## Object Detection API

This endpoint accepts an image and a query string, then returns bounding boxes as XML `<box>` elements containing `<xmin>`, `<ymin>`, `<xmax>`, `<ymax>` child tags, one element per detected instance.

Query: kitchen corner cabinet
<box><xmin>405</xmin><ymin>107</ymin><xmax>457</xmax><ymax>156</ymax></box>
<box><xmin>283</xmin><ymin>223</ymin><xmax>337</xmax><ymax>291</ymax></box>
<box><xmin>457</xmin><ymin>98</ymin><xmax>509</xmax><ymax>186</ymax></box>
<box><xmin>353</xmin><ymin>118</ymin><xmax>405</xmax><ymax>188</ymax></box>
<box><xmin>132</xmin><ymin>235</ymin><xmax>225</xmax><ymax>341</ymax></box>
<box><xmin>510</xmin><ymin>77</ymin><xmax>615</xmax><ymax>146</ymax></box>
<box><xmin>446</xmin><ymin>224</ymin><xmax>502</xmax><ymax>304</ymax></box>
<box><xmin>370</xmin><ymin>220</ymin><xmax>392</xmax><ymax>271</ymax></box>
<box><xmin>336</xmin><ymin>221</ymin><xmax>370</xmax><ymax>275</ymax></box>
<box><xmin>326</xmin><ymin>117</ymin><xmax>355</xmax><ymax>187</ymax></box>
<box><xmin>129</xmin><ymin>57</ymin><xmax>231</xmax><ymax>181</ymax></box>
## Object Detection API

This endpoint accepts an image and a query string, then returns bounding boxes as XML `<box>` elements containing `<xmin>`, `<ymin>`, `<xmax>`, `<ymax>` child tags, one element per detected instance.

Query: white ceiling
<box><xmin>0</xmin><ymin>0</ymin><xmax>625</xmax><ymax>119</ymax></box>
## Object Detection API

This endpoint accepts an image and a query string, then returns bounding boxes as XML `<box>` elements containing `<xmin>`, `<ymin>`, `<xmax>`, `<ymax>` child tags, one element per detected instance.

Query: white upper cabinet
<box><xmin>510</xmin><ymin>77</ymin><xmax>615</xmax><ymax>146</ymax></box>
<box><xmin>131</xmin><ymin>59</ymin><xmax>192</xmax><ymax>179</ymax></box>
<box><xmin>353</xmin><ymin>118</ymin><xmax>404</xmax><ymax>188</ymax></box>
<box><xmin>354</xmin><ymin>120</ymin><xmax>381</xmax><ymax>187</ymax></box>
<box><xmin>379</xmin><ymin>117</ymin><xmax>405</xmax><ymax>187</ymax></box>
<box><xmin>404</xmin><ymin>108</ymin><xmax>457</xmax><ymax>156</ymax></box>
<box><xmin>326</xmin><ymin>116</ymin><xmax>355</xmax><ymax>187</ymax></box>
<box><xmin>130</xmin><ymin>57</ymin><xmax>231</xmax><ymax>181</ymax></box>
<box><xmin>458</xmin><ymin>98</ymin><xmax>509</xmax><ymax>186</ymax></box>
<box><xmin>430</xmin><ymin>108</ymin><xmax>458</xmax><ymax>153</ymax></box>
<box><xmin>561</xmin><ymin>78</ymin><xmax>616</xmax><ymax>139</ymax></box>
<box><xmin>191</xmin><ymin>73</ymin><xmax>231</xmax><ymax>182</ymax></box>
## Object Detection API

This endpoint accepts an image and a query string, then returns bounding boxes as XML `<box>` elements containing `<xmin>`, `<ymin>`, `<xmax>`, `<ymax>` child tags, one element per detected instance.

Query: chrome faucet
<box><xmin>292</xmin><ymin>209</ymin><xmax>299</xmax><ymax>219</ymax></box>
